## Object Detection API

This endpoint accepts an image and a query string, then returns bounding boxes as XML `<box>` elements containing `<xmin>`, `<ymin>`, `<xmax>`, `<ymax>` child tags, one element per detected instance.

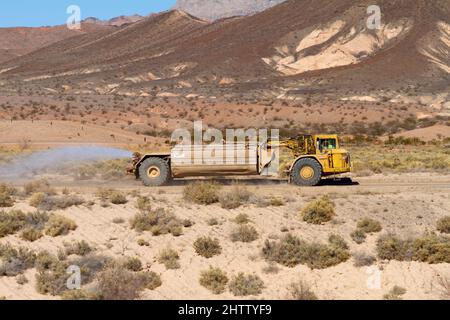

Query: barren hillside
<box><xmin>0</xmin><ymin>0</ymin><xmax>448</xmax><ymax>110</ymax></box>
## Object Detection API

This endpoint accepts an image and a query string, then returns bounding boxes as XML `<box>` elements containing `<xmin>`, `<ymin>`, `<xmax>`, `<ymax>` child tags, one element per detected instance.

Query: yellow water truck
<box><xmin>130</xmin><ymin>134</ymin><xmax>352</xmax><ymax>186</ymax></box>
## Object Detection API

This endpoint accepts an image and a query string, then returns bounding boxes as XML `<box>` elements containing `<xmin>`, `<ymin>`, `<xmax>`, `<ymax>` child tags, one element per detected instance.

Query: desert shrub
<box><xmin>183</xmin><ymin>182</ymin><xmax>221</xmax><ymax>205</ymax></box>
<box><xmin>65</xmin><ymin>240</ymin><xmax>94</xmax><ymax>256</ymax></box>
<box><xmin>61</xmin><ymin>289</ymin><xmax>99</xmax><ymax>300</ymax></box>
<box><xmin>357</xmin><ymin>218</ymin><xmax>382</xmax><ymax>234</ymax></box>
<box><xmin>219</xmin><ymin>186</ymin><xmax>252</xmax><ymax>209</ymax></box>
<box><xmin>286</xmin><ymin>281</ymin><xmax>318</xmax><ymax>300</ymax></box>
<box><xmin>234</xmin><ymin>213</ymin><xmax>251</xmax><ymax>224</ymax></box>
<box><xmin>228</xmin><ymin>273</ymin><xmax>264</xmax><ymax>297</ymax></box>
<box><xmin>112</xmin><ymin>217</ymin><xmax>125</xmax><ymax>224</ymax></box>
<box><xmin>25</xmin><ymin>211</ymin><xmax>49</xmax><ymax>229</ymax></box>
<box><xmin>130</xmin><ymin>209</ymin><xmax>182</xmax><ymax>236</ymax></box>
<box><xmin>16</xmin><ymin>274</ymin><xmax>28</xmax><ymax>285</ymax></box>
<box><xmin>96</xmin><ymin>264</ymin><xmax>158</xmax><ymax>300</ymax></box>
<box><xmin>230</xmin><ymin>225</ymin><xmax>259</xmax><ymax>243</ymax></box>
<box><xmin>269</xmin><ymin>197</ymin><xmax>285</xmax><ymax>207</ymax></box>
<box><xmin>262</xmin><ymin>234</ymin><xmax>350</xmax><ymax>269</ymax></box>
<box><xmin>0</xmin><ymin>183</ymin><xmax>16</xmax><ymax>196</ymax></box>
<box><xmin>71</xmin><ymin>254</ymin><xmax>112</xmax><ymax>285</ymax></box>
<box><xmin>30</xmin><ymin>193</ymin><xmax>84</xmax><ymax>211</ymax></box>
<box><xmin>262</xmin><ymin>262</ymin><xmax>280</xmax><ymax>274</ymax></box>
<box><xmin>138</xmin><ymin>271</ymin><xmax>162</xmax><ymax>290</ymax></box>
<box><xmin>0</xmin><ymin>210</ymin><xmax>27</xmax><ymax>238</ymax></box>
<box><xmin>21</xmin><ymin>227</ymin><xmax>43</xmax><ymax>242</ymax></box>
<box><xmin>121</xmin><ymin>257</ymin><xmax>143</xmax><ymax>272</ymax></box>
<box><xmin>24</xmin><ymin>180</ymin><xmax>55</xmax><ymax>196</ymax></box>
<box><xmin>301</xmin><ymin>196</ymin><xmax>335</xmax><ymax>224</ymax></box>
<box><xmin>383</xmin><ymin>286</ymin><xmax>407</xmax><ymax>300</ymax></box>
<box><xmin>96</xmin><ymin>188</ymin><xmax>128</xmax><ymax>205</ymax></box>
<box><xmin>158</xmin><ymin>248</ymin><xmax>180</xmax><ymax>270</ymax></box>
<box><xmin>137</xmin><ymin>239</ymin><xmax>150</xmax><ymax>247</ymax></box>
<box><xmin>437</xmin><ymin>274</ymin><xmax>450</xmax><ymax>299</ymax></box>
<box><xmin>194</xmin><ymin>237</ymin><xmax>222</xmax><ymax>258</ymax></box>
<box><xmin>0</xmin><ymin>244</ymin><xmax>36</xmax><ymax>276</ymax></box>
<box><xmin>376</xmin><ymin>233</ymin><xmax>450</xmax><ymax>263</ymax></box>
<box><xmin>351</xmin><ymin>229</ymin><xmax>367</xmax><ymax>244</ymax></box>
<box><xmin>136</xmin><ymin>196</ymin><xmax>151</xmax><ymax>212</ymax></box>
<box><xmin>199</xmin><ymin>267</ymin><xmax>228</xmax><ymax>294</ymax></box>
<box><xmin>44</xmin><ymin>215</ymin><xmax>77</xmax><ymax>237</ymax></box>
<box><xmin>353</xmin><ymin>251</ymin><xmax>376</xmax><ymax>267</ymax></box>
<box><xmin>35</xmin><ymin>261</ymin><xmax>70</xmax><ymax>296</ymax></box>
<box><xmin>0</xmin><ymin>192</ymin><xmax>14</xmax><ymax>208</ymax></box>
<box><xmin>437</xmin><ymin>217</ymin><xmax>450</xmax><ymax>234</ymax></box>
<box><xmin>207</xmin><ymin>217</ymin><xmax>219</xmax><ymax>226</ymax></box>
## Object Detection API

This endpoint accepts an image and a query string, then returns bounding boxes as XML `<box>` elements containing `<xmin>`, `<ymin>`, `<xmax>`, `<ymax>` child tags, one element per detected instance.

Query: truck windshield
<box><xmin>318</xmin><ymin>139</ymin><xmax>337</xmax><ymax>153</ymax></box>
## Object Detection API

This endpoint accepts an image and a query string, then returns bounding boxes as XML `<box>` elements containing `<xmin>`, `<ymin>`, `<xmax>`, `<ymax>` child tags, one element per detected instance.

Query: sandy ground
<box><xmin>1</xmin><ymin>173</ymin><xmax>449</xmax><ymax>300</ymax></box>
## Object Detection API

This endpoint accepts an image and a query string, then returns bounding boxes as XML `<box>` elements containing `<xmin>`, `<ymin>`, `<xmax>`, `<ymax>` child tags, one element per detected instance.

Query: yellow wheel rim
<box><xmin>147</xmin><ymin>166</ymin><xmax>161</xmax><ymax>178</ymax></box>
<box><xmin>300</xmin><ymin>166</ymin><xmax>314</xmax><ymax>180</ymax></box>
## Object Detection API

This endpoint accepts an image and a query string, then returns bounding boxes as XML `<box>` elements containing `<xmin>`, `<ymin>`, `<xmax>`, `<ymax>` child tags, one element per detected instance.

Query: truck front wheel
<box><xmin>290</xmin><ymin>158</ymin><xmax>322</xmax><ymax>186</ymax></box>
<box><xmin>138</xmin><ymin>157</ymin><xmax>171</xmax><ymax>186</ymax></box>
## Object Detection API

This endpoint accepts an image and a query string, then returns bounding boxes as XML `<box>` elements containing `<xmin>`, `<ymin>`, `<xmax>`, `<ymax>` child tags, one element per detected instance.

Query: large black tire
<box><xmin>138</xmin><ymin>157</ymin><xmax>171</xmax><ymax>186</ymax></box>
<box><xmin>290</xmin><ymin>158</ymin><xmax>322</xmax><ymax>186</ymax></box>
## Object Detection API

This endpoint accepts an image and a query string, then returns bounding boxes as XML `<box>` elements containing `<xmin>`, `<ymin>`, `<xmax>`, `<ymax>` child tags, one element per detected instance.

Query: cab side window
<box><xmin>318</xmin><ymin>139</ymin><xmax>337</xmax><ymax>153</ymax></box>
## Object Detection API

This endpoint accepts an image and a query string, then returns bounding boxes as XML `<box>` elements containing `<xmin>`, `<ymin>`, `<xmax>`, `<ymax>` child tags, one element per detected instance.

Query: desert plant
<box><xmin>0</xmin><ymin>244</ymin><xmax>36</xmax><ymax>276</ymax></box>
<box><xmin>158</xmin><ymin>248</ymin><xmax>180</xmax><ymax>270</ymax></box>
<box><xmin>234</xmin><ymin>213</ymin><xmax>251</xmax><ymax>224</ymax></box>
<box><xmin>351</xmin><ymin>229</ymin><xmax>367</xmax><ymax>244</ymax></box>
<box><xmin>230</xmin><ymin>225</ymin><xmax>259</xmax><ymax>243</ymax></box>
<box><xmin>301</xmin><ymin>196</ymin><xmax>335</xmax><ymax>224</ymax></box>
<box><xmin>357</xmin><ymin>218</ymin><xmax>382</xmax><ymax>234</ymax></box>
<box><xmin>130</xmin><ymin>209</ymin><xmax>182</xmax><ymax>236</ymax></box>
<box><xmin>136</xmin><ymin>196</ymin><xmax>151</xmax><ymax>212</ymax></box>
<box><xmin>262</xmin><ymin>234</ymin><xmax>350</xmax><ymax>269</ymax></box>
<box><xmin>0</xmin><ymin>192</ymin><xmax>14</xmax><ymax>208</ymax></box>
<box><xmin>383</xmin><ymin>286</ymin><xmax>406</xmax><ymax>300</ymax></box>
<box><xmin>219</xmin><ymin>186</ymin><xmax>252</xmax><ymax>209</ymax></box>
<box><xmin>437</xmin><ymin>274</ymin><xmax>450</xmax><ymax>300</ymax></box>
<box><xmin>352</xmin><ymin>251</ymin><xmax>376</xmax><ymax>267</ymax></box>
<box><xmin>29</xmin><ymin>193</ymin><xmax>84</xmax><ymax>211</ymax></box>
<box><xmin>194</xmin><ymin>237</ymin><xmax>222</xmax><ymax>258</ymax></box>
<box><xmin>121</xmin><ymin>257</ymin><xmax>143</xmax><ymax>272</ymax></box>
<box><xmin>65</xmin><ymin>240</ymin><xmax>94</xmax><ymax>256</ymax></box>
<box><xmin>183</xmin><ymin>181</ymin><xmax>221</xmax><ymax>205</ymax></box>
<box><xmin>61</xmin><ymin>289</ymin><xmax>99</xmax><ymax>300</ymax></box>
<box><xmin>95</xmin><ymin>264</ymin><xmax>143</xmax><ymax>300</ymax></box>
<box><xmin>229</xmin><ymin>273</ymin><xmax>264</xmax><ymax>296</ymax></box>
<box><xmin>286</xmin><ymin>281</ymin><xmax>318</xmax><ymax>300</ymax></box>
<box><xmin>44</xmin><ymin>215</ymin><xmax>77</xmax><ymax>237</ymax></box>
<box><xmin>24</xmin><ymin>180</ymin><xmax>55</xmax><ymax>196</ymax></box>
<box><xmin>199</xmin><ymin>267</ymin><xmax>228</xmax><ymax>294</ymax></box>
<box><xmin>437</xmin><ymin>217</ymin><xmax>450</xmax><ymax>234</ymax></box>
<box><xmin>138</xmin><ymin>271</ymin><xmax>162</xmax><ymax>290</ymax></box>
<box><xmin>20</xmin><ymin>227</ymin><xmax>43</xmax><ymax>242</ymax></box>
<box><xmin>96</xmin><ymin>188</ymin><xmax>127</xmax><ymax>205</ymax></box>
<box><xmin>0</xmin><ymin>210</ymin><xmax>27</xmax><ymax>238</ymax></box>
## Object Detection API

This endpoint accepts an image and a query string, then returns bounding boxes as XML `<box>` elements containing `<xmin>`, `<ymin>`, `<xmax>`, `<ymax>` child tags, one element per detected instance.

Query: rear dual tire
<box><xmin>290</xmin><ymin>158</ymin><xmax>322</xmax><ymax>186</ymax></box>
<box><xmin>138</xmin><ymin>157</ymin><xmax>171</xmax><ymax>186</ymax></box>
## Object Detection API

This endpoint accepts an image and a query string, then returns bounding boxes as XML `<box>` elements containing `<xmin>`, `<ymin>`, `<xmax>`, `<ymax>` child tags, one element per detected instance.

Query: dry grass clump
<box><xmin>351</xmin><ymin>218</ymin><xmax>382</xmax><ymax>244</ymax></box>
<box><xmin>96</xmin><ymin>188</ymin><xmax>128</xmax><ymax>205</ymax></box>
<box><xmin>130</xmin><ymin>208</ymin><xmax>183</xmax><ymax>236</ymax></box>
<box><xmin>230</xmin><ymin>225</ymin><xmax>259</xmax><ymax>243</ymax></box>
<box><xmin>194</xmin><ymin>237</ymin><xmax>222</xmax><ymax>258</ymax></box>
<box><xmin>96</xmin><ymin>264</ymin><xmax>161</xmax><ymax>300</ymax></box>
<box><xmin>183</xmin><ymin>181</ymin><xmax>221</xmax><ymax>205</ymax></box>
<box><xmin>61</xmin><ymin>289</ymin><xmax>99</xmax><ymax>300</ymax></box>
<box><xmin>286</xmin><ymin>281</ymin><xmax>318</xmax><ymax>300</ymax></box>
<box><xmin>383</xmin><ymin>286</ymin><xmax>407</xmax><ymax>300</ymax></box>
<box><xmin>64</xmin><ymin>240</ymin><xmax>94</xmax><ymax>256</ymax></box>
<box><xmin>234</xmin><ymin>213</ymin><xmax>251</xmax><ymax>224</ymax></box>
<box><xmin>158</xmin><ymin>248</ymin><xmax>180</xmax><ymax>270</ymax></box>
<box><xmin>437</xmin><ymin>217</ymin><xmax>450</xmax><ymax>234</ymax></box>
<box><xmin>219</xmin><ymin>185</ymin><xmax>252</xmax><ymax>209</ymax></box>
<box><xmin>20</xmin><ymin>227</ymin><xmax>43</xmax><ymax>242</ymax></box>
<box><xmin>352</xmin><ymin>251</ymin><xmax>376</xmax><ymax>267</ymax></box>
<box><xmin>44</xmin><ymin>215</ymin><xmax>77</xmax><ymax>237</ymax></box>
<box><xmin>0</xmin><ymin>184</ymin><xmax>16</xmax><ymax>207</ymax></box>
<box><xmin>0</xmin><ymin>210</ymin><xmax>27</xmax><ymax>238</ymax></box>
<box><xmin>199</xmin><ymin>267</ymin><xmax>229</xmax><ymax>294</ymax></box>
<box><xmin>228</xmin><ymin>273</ymin><xmax>264</xmax><ymax>297</ymax></box>
<box><xmin>136</xmin><ymin>196</ymin><xmax>151</xmax><ymax>212</ymax></box>
<box><xmin>437</xmin><ymin>274</ymin><xmax>450</xmax><ymax>299</ymax></box>
<box><xmin>0</xmin><ymin>244</ymin><xmax>36</xmax><ymax>276</ymax></box>
<box><xmin>121</xmin><ymin>257</ymin><xmax>143</xmax><ymax>272</ymax></box>
<box><xmin>376</xmin><ymin>233</ymin><xmax>450</xmax><ymax>263</ymax></box>
<box><xmin>262</xmin><ymin>234</ymin><xmax>350</xmax><ymax>269</ymax></box>
<box><xmin>301</xmin><ymin>196</ymin><xmax>335</xmax><ymax>224</ymax></box>
<box><xmin>29</xmin><ymin>193</ymin><xmax>84</xmax><ymax>211</ymax></box>
<box><xmin>24</xmin><ymin>179</ymin><xmax>55</xmax><ymax>196</ymax></box>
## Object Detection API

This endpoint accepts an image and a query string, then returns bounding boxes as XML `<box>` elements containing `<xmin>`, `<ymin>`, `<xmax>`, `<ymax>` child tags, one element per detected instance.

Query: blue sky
<box><xmin>0</xmin><ymin>0</ymin><xmax>176</xmax><ymax>27</ymax></box>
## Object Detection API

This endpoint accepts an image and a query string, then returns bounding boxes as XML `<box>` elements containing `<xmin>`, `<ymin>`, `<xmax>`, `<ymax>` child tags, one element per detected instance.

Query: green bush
<box><xmin>199</xmin><ymin>267</ymin><xmax>228</xmax><ymax>294</ymax></box>
<box><xmin>183</xmin><ymin>182</ymin><xmax>221</xmax><ymax>205</ymax></box>
<box><xmin>301</xmin><ymin>196</ymin><xmax>335</xmax><ymax>224</ymax></box>
<box><xmin>262</xmin><ymin>234</ymin><xmax>350</xmax><ymax>269</ymax></box>
<box><xmin>194</xmin><ymin>237</ymin><xmax>222</xmax><ymax>258</ymax></box>
<box><xmin>229</xmin><ymin>273</ymin><xmax>264</xmax><ymax>297</ymax></box>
